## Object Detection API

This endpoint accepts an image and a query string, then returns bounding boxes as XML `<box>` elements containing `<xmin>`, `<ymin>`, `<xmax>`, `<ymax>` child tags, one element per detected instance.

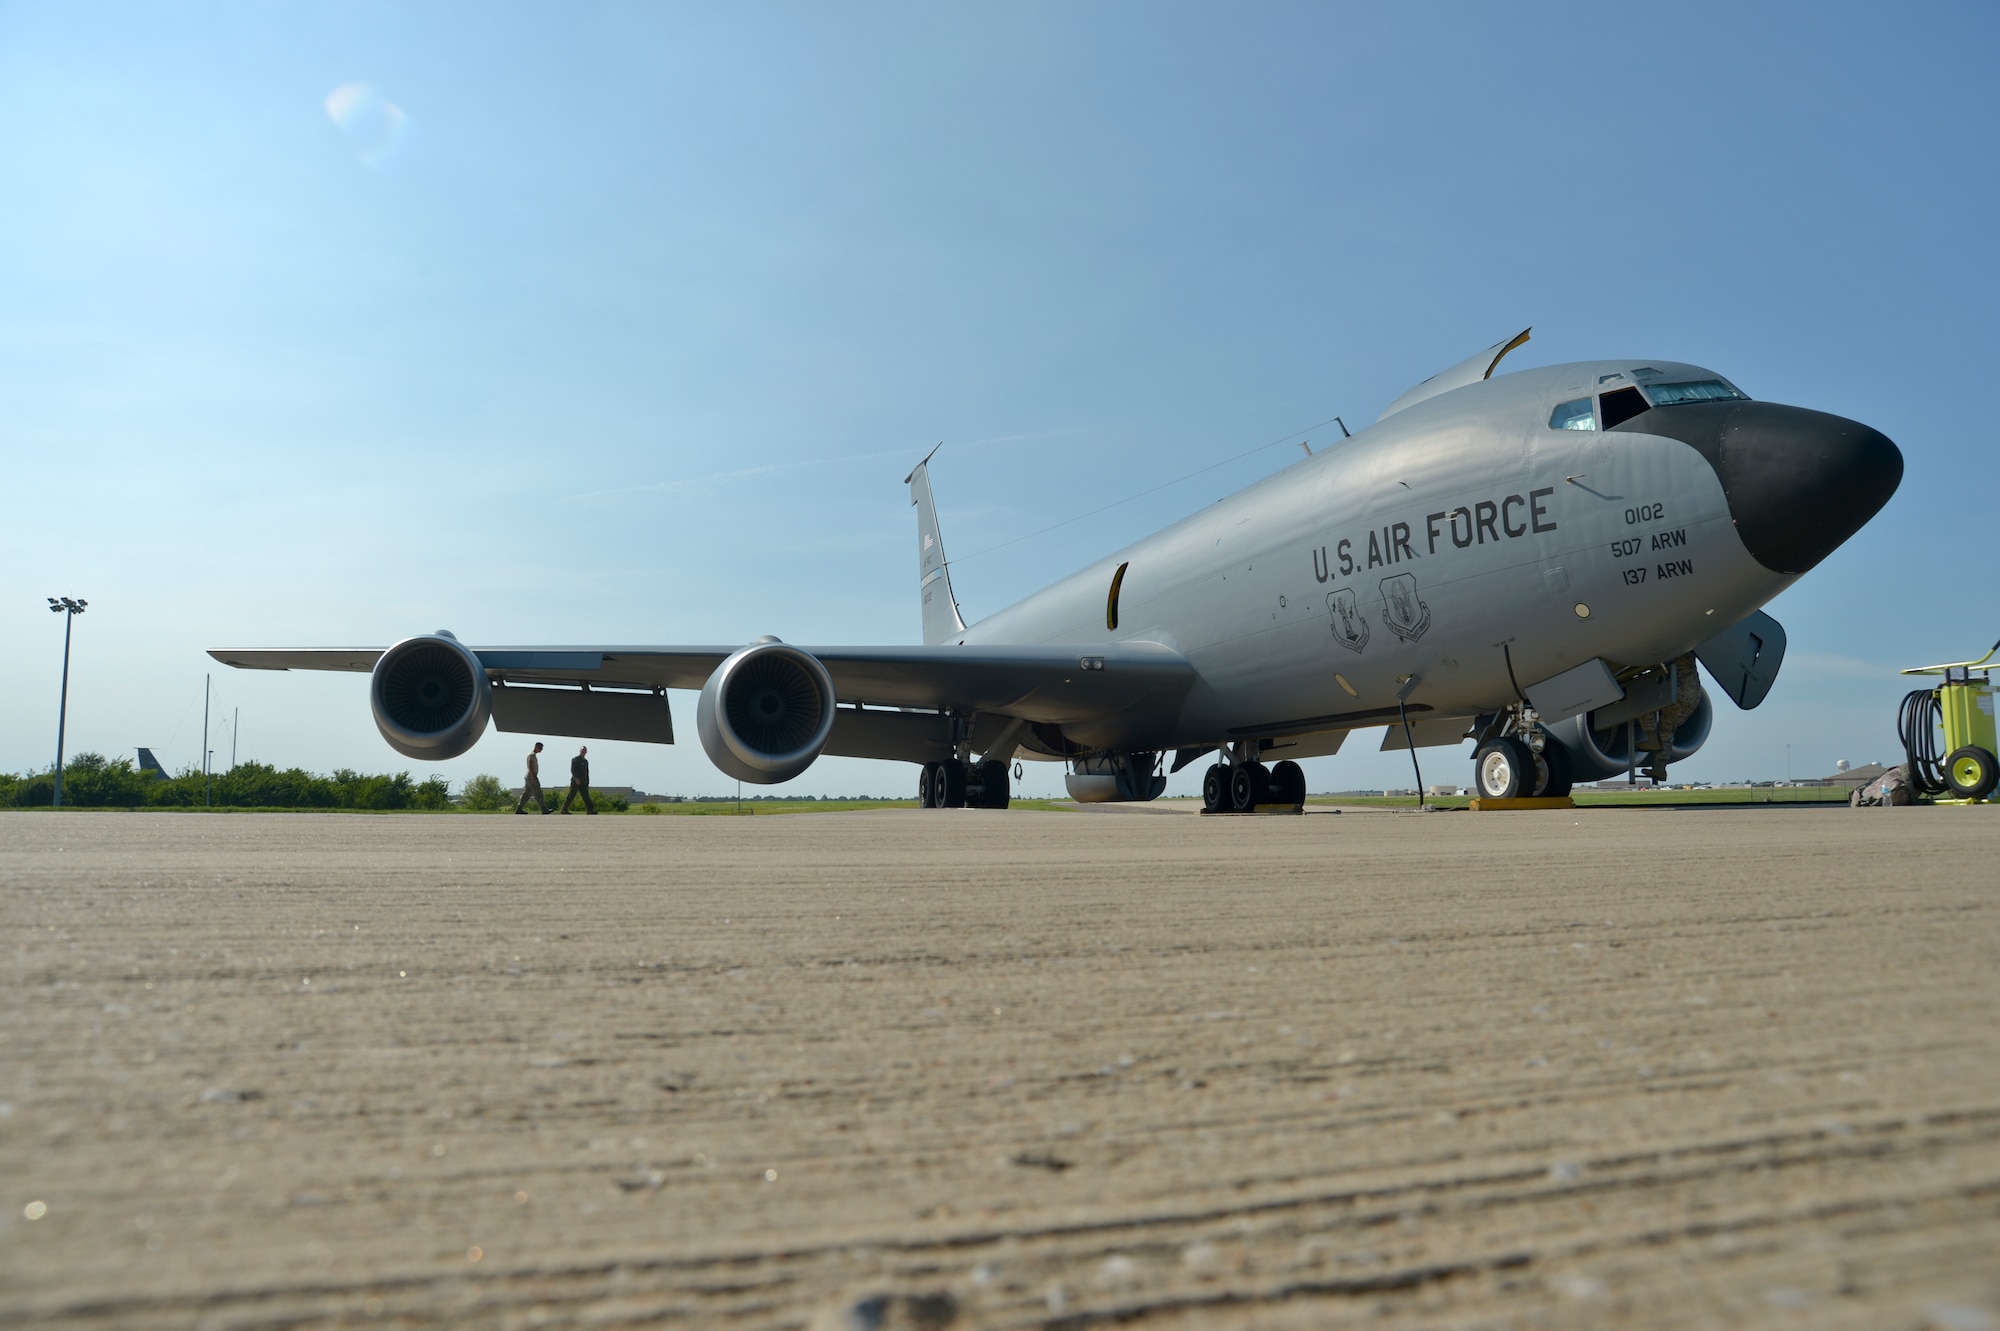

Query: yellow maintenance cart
<box><xmin>1898</xmin><ymin>639</ymin><xmax>2000</xmax><ymax>803</ymax></box>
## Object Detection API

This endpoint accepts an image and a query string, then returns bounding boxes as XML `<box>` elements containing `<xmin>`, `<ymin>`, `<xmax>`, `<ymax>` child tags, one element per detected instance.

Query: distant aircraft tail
<box><xmin>136</xmin><ymin>748</ymin><xmax>167</xmax><ymax>778</ymax></box>
<box><xmin>906</xmin><ymin>446</ymin><xmax>967</xmax><ymax>646</ymax></box>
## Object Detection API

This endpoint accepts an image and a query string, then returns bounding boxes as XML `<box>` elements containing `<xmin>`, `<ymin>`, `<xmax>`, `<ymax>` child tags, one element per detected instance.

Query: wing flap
<box><xmin>489</xmin><ymin>684</ymin><xmax>674</xmax><ymax>744</ymax></box>
<box><xmin>810</xmin><ymin>641</ymin><xmax>1193</xmax><ymax>723</ymax></box>
<box><xmin>208</xmin><ymin>648</ymin><xmax>384</xmax><ymax>672</ymax></box>
<box><xmin>480</xmin><ymin>648</ymin><xmax>732</xmax><ymax>692</ymax></box>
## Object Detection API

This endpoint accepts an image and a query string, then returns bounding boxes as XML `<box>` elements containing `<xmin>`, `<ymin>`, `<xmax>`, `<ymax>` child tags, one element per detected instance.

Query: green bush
<box><xmin>458</xmin><ymin>774</ymin><xmax>513</xmax><ymax>812</ymax></box>
<box><xmin>3</xmin><ymin>754</ymin><xmax>462</xmax><ymax>811</ymax></box>
<box><xmin>2</xmin><ymin>755</ymin><xmax>652</xmax><ymax>814</ymax></box>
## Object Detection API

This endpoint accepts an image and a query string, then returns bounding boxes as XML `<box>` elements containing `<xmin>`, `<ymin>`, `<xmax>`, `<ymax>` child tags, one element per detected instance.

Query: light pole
<box><xmin>47</xmin><ymin>597</ymin><xmax>88</xmax><ymax>809</ymax></box>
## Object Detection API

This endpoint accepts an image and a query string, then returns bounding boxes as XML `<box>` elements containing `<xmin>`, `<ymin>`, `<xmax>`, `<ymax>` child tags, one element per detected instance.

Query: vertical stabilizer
<box><xmin>906</xmin><ymin>447</ymin><xmax>967</xmax><ymax>645</ymax></box>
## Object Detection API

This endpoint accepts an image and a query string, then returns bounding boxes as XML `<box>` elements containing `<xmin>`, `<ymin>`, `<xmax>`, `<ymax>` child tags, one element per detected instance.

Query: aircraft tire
<box><xmin>1535</xmin><ymin>740</ymin><xmax>1573</xmax><ymax>798</ymax></box>
<box><xmin>918</xmin><ymin>763</ymin><xmax>938</xmax><ymax>808</ymax></box>
<box><xmin>1474</xmin><ymin>738</ymin><xmax>1532</xmax><ymax>799</ymax></box>
<box><xmin>1229</xmin><ymin>763</ymin><xmax>1269</xmax><ymax>813</ymax></box>
<box><xmin>937</xmin><ymin>758</ymin><xmax>968</xmax><ymax>808</ymax></box>
<box><xmin>977</xmin><ymin>760</ymin><xmax>1011</xmax><ymax>809</ymax></box>
<box><xmin>1202</xmin><ymin>765</ymin><xmax>1229</xmax><ymax>812</ymax></box>
<box><xmin>1271</xmin><ymin>759</ymin><xmax>1307</xmax><ymax>808</ymax></box>
<box><xmin>1945</xmin><ymin>745</ymin><xmax>1999</xmax><ymax>800</ymax></box>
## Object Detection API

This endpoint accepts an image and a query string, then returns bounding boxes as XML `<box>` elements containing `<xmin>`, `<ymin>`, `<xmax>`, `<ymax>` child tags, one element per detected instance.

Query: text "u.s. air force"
<box><xmin>1312</xmin><ymin>487</ymin><xmax>1557</xmax><ymax>581</ymax></box>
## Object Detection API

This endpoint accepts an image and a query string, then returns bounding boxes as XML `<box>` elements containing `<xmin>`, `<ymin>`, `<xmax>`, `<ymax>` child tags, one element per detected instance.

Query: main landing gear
<box><xmin>1201</xmin><ymin>756</ymin><xmax>1307</xmax><ymax>813</ymax></box>
<box><xmin>917</xmin><ymin>758</ymin><xmax>1011</xmax><ymax>809</ymax></box>
<box><xmin>1470</xmin><ymin>709</ymin><xmax>1572</xmax><ymax>800</ymax></box>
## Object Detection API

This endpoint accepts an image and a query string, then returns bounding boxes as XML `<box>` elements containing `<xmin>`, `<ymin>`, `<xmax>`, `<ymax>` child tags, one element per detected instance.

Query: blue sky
<box><xmin>3</xmin><ymin>2</ymin><xmax>1995</xmax><ymax>798</ymax></box>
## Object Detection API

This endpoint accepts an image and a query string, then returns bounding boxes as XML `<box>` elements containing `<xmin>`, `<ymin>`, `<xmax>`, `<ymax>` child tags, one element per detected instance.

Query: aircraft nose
<box><xmin>1613</xmin><ymin>401</ymin><xmax>1902</xmax><ymax>574</ymax></box>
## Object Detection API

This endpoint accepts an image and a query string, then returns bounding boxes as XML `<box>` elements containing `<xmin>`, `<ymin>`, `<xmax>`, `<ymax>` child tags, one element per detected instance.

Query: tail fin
<box><xmin>906</xmin><ymin>446</ymin><xmax>967</xmax><ymax>645</ymax></box>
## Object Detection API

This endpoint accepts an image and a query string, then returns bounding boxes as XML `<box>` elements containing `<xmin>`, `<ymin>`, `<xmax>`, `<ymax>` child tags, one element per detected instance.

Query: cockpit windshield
<box><xmin>1645</xmin><ymin>379</ymin><xmax>1748</xmax><ymax>406</ymax></box>
<box><xmin>1548</xmin><ymin>398</ymin><xmax>1595</xmax><ymax>430</ymax></box>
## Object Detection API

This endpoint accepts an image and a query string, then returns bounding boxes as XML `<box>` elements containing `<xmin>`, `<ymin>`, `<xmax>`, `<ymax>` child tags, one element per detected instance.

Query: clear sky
<box><xmin>4</xmin><ymin>2</ymin><xmax>1995</xmax><ymax>798</ymax></box>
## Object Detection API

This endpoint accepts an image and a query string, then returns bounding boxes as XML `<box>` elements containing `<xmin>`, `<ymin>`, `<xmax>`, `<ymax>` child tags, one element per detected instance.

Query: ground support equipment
<box><xmin>1897</xmin><ymin>639</ymin><xmax>2000</xmax><ymax>804</ymax></box>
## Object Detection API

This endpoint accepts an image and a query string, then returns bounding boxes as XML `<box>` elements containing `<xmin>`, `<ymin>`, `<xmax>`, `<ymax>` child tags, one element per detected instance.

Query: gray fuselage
<box><xmin>955</xmin><ymin>360</ymin><xmax>1869</xmax><ymax>753</ymax></box>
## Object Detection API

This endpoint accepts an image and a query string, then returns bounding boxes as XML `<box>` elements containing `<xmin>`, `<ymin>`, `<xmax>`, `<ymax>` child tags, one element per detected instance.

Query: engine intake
<box><xmin>370</xmin><ymin>633</ymin><xmax>493</xmax><ymax>760</ymax></box>
<box><xmin>696</xmin><ymin>638</ymin><xmax>837</xmax><ymax>785</ymax></box>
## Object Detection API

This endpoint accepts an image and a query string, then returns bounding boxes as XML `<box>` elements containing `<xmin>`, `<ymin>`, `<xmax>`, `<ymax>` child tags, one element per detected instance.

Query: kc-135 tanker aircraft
<box><xmin>214</xmin><ymin>331</ymin><xmax>1902</xmax><ymax>810</ymax></box>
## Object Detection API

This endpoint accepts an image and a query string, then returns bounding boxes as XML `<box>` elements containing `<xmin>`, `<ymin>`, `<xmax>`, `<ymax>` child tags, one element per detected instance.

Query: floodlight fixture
<box><xmin>48</xmin><ymin>595</ymin><xmax>88</xmax><ymax>809</ymax></box>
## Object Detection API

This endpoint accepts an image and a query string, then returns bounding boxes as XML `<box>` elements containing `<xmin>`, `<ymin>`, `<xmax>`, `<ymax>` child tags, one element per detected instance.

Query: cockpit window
<box><xmin>1644</xmin><ymin>379</ymin><xmax>1748</xmax><ymax>406</ymax></box>
<box><xmin>1549</xmin><ymin>398</ymin><xmax>1596</xmax><ymax>430</ymax></box>
<box><xmin>1599</xmin><ymin>385</ymin><xmax>1651</xmax><ymax>430</ymax></box>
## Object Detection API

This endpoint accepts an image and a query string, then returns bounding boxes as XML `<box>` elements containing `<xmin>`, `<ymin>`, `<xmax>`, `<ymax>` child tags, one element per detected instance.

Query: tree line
<box><xmin>0</xmin><ymin>754</ymin><xmax>456</xmax><ymax>810</ymax></box>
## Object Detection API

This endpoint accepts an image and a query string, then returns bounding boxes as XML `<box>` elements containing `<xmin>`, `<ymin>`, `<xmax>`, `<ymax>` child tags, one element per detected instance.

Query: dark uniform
<box><xmin>561</xmin><ymin>748</ymin><xmax>597</xmax><ymax>814</ymax></box>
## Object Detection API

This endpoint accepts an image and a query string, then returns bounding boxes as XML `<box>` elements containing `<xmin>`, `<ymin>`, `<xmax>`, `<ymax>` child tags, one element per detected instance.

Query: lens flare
<box><xmin>324</xmin><ymin>83</ymin><xmax>413</xmax><ymax>170</ymax></box>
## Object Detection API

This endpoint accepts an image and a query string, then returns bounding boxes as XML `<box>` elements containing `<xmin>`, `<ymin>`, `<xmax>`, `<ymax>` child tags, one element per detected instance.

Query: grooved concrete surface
<box><xmin>2</xmin><ymin>806</ymin><xmax>1996</xmax><ymax>1329</ymax></box>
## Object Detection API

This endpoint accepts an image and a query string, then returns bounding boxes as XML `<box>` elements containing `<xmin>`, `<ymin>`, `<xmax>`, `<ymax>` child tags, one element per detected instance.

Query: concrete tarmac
<box><xmin>2</xmin><ymin>805</ymin><xmax>1997</xmax><ymax>1329</ymax></box>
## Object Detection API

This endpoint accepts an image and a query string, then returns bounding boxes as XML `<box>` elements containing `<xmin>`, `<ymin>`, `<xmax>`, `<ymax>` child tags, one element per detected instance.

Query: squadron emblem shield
<box><xmin>1326</xmin><ymin>587</ymin><xmax>1369</xmax><ymax>653</ymax></box>
<box><xmin>1379</xmin><ymin>573</ymin><xmax>1432</xmax><ymax>643</ymax></box>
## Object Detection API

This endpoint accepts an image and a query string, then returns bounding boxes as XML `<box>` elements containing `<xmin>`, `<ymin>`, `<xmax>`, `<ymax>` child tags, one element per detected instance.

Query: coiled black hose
<box><xmin>1899</xmin><ymin>688</ymin><xmax>1945</xmax><ymax>796</ymax></box>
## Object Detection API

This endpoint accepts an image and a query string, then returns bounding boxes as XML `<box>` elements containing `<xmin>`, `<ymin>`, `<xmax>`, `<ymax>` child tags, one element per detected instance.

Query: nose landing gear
<box><xmin>1471</xmin><ymin>706</ymin><xmax>1573</xmax><ymax>801</ymax></box>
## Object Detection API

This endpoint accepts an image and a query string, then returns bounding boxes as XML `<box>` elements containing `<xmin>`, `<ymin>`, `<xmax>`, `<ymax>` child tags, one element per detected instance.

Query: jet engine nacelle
<box><xmin>696</xmin><ymin>638</ymin><xmax>837</xmax><ymax>785</ymax></box>
<box><xmin>1545</xmin><ymin>684</ymin><xmax>1714</xmax><ymax>781</ymax></box>
<box><xmin>370</xmin><ymin>632</ymin><xmax>493</xmax><ymax>761</ymax></box>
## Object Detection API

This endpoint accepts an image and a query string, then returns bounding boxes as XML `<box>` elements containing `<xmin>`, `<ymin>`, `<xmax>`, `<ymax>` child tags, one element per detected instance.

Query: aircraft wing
<box><xmin>207</xmin><ymin>640</ymin><xmax>1196</xmax><ymax>728</ymax></box>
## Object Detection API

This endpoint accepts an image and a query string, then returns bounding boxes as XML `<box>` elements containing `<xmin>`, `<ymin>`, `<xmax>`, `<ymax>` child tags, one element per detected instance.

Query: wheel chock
<box><xmin>1467</xmin><ymin>796</ymin><xmax>1577</xmax><ymax>811</ymax></box>
<box><xmin>1199</xmin><ymin>804</ymin><xmax>1307</xmax><ymax>816</ymax></box>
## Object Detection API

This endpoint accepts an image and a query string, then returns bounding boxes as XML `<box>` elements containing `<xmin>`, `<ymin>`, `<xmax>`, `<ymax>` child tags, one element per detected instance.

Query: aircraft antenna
<box><xmin>1396</xmin><ymin>674</ymin><xmax>1426</xmax><ymax>810</ymax></box>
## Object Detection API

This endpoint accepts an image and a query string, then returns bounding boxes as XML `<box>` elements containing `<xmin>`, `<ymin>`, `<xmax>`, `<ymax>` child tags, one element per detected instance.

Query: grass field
<box><xmin>630</xmin><ymin>797</ymin><xmax>1076</xmax><ymax>815</ymax></box>
<box><xmin>2</xmin><ymin>791</ymin><xmax>1869</xmax><ymax>814</ymax></box>
<box><xmin>1308</xmin><ymin>786</ymin><xmax>1855</xmax><ymax>809</ymax></box>
<box><xmin>2</xmin><ymin>798</ymin><xmax>1081</xmax><ymax>816</ymax></box>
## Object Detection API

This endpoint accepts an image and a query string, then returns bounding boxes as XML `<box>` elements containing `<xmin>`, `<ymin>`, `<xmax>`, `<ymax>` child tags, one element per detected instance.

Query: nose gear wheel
<box><xmin>1474</xmin><ymin>737</ymin><xmax>1532</xmax><ymax>799</ymax></box>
